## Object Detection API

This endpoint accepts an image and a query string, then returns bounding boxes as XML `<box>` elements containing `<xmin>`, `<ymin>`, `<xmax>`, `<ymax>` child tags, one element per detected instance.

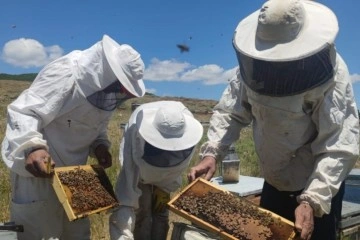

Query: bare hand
<box><xmin>25</xmin><ymin>149</ymin><xmax>55</xmax><ymax>178</ymax></box>
<box><xmin>95</xmin><ymin>144</ymin><xmax>112</xmax><ymax>168</ymax></box>
<box><xmin>187</xmin><ymin>156</ymin><xmax>216</xmax><ymax>183</ymax></box>
<box><xmin>294</xmin><ymin>201</ymin><xmax>314</xmax><ymax>240</ymax></box>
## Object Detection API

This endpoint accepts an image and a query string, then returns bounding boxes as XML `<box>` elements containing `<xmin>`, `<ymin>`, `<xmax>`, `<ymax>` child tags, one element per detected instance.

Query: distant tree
<box><xmin>0</xmin><ymin>73</ymin><xmax>37</xmax><ymax>81</ymax></box>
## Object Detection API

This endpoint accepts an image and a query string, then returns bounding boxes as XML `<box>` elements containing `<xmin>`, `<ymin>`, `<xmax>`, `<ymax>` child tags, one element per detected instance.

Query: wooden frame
<box><xmin>52</xmin><ymin>164</ymin><xmax>118</xmax><ymax>221</ymax></box>
<box><xmin>168</xmin><ymin>178</ymin><xmax>298</xmax><ymax>240</ymax></box>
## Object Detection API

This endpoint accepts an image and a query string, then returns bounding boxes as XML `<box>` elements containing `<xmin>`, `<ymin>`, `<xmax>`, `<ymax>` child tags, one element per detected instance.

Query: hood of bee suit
<box><xmin>72</xmin><ymin>41</ymin><xmax>119</xmax><ymax>98</ymax></box>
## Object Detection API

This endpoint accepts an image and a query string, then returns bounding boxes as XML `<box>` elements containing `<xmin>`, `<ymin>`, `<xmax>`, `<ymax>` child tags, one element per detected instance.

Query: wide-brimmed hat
<box><xmin>233</xmin><ymin>0</ymin><xmax>338</xmax><ymax>61</ymax></box>
<box><xmin>102</xmin><ymin>34</ymin><xmax>145</xmax><ymax>97</ymax></box>
<box><xmin>137</xmin><ymin>104</ymin><xmax>203</xmax><ymax>151</ymax></box>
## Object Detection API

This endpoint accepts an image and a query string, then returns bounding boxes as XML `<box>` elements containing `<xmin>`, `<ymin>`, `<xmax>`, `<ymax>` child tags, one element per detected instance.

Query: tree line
<box><xmin>0</xmin><ymin>73</ymin><xmax>37</xmax><ymax>81</ymax></box>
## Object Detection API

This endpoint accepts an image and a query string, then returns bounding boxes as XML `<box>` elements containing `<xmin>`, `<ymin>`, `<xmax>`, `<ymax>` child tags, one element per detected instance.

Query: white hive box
<box><xmin>338</xmin><ymin>169</ymin><xmax>360</xmax><ymax>239</ymax></box>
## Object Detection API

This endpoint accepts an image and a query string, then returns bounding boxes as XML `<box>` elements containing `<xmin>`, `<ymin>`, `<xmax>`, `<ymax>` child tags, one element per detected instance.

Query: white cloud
<box><xmin>144</xmin><ymin>58</ymin><xmax>192</xmax><ymax>81</ymax></box>
<box><xmin>2</xmin><ymin>38</ymin><xmax>63</xmax><ymax>68</ymax></box>
<box><xmin>145</xmin><ymin>88</ymin><xmax>157</xmax><ymax>94</ymax></box>
<box><xmin>144</xmin><ymin>58</ymin><xmax>237</xmax><ymax>85</ymax></box>
<box><xmin>351</xmin><ymin>73</ymin><xmax>360</xmax><ymax>83</ymax></box>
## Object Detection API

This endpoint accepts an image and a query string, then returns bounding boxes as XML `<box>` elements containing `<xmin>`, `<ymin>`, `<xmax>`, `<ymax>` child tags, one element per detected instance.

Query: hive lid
<box><xmin>339</xmin><ymin>201</ymin><xmax>360</xmax><ymax>229</ymax></box>
<box><xmin>211</xmin><ymin>175</ymin><xmax>264</xmax><ymax>197</ymax></box>
<box><xmin>347</xmin><ymin>168</ymin><xmax>360</xmax><ymax>180</ymax></box>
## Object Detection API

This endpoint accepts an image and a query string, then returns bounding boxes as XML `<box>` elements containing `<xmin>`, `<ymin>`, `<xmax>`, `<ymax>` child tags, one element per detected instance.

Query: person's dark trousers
<box><xmin>260</xmin><ymin>181</ymin><xmax>345</xmax><ymax>240</ymax></box>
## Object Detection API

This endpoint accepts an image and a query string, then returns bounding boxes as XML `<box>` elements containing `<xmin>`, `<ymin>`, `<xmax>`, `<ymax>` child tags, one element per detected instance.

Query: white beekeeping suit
<box><xmin>189</xmin><ymin>0</ymin><xmax>359</xmax><ymax>239</ymax></box>
<box><xmin>203</xmin><ymin>53</ymin><xmax>359</xmax><ymax>215</ymax></box>
<box><xmin>110</xmin><ymin>101</ymin><xmax>203</xmax><ymax>240</ymax></box>
<box><xmin>1</xmin><ymin>34</ymin><xmax>145</xmax><ymax>240</ymax></box>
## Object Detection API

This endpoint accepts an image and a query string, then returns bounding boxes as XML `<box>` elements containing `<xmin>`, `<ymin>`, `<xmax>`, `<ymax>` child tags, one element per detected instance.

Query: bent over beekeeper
<box><xmin>1</xmin><ymin>34</ymin><xmax>145</xmax><ymax>240</ymax></box>
<box><xmin>109</xmin><ymin>101</ymin><xmax>203</xmax><ymax>240</ymax></box>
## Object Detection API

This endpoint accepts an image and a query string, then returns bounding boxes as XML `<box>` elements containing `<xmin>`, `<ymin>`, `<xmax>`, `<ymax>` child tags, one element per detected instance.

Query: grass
<box><xmin>0</xmin><ymin>79</ymin><xmax>359</xmax><ymax>239</ymax></box>
<box><xmin>0</xmin><ymin>80</ymin><xmax>220</xmax><ymax>239</ymax></box>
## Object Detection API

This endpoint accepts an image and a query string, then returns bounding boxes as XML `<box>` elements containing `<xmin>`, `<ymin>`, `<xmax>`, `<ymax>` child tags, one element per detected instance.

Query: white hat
<box><xmin>137</xmin><ymin>105</ymin><xmax>203</xmax><ymax>151</ymax></box>
<box><xmin>102</xmin><ymin>34</ymin><xmax>145</xmax><ymax>97</ymax></box>
<box><xmin>233</xmin><ymin>0</ymin><xmax>338</xmax><ymax>61</ymax></box>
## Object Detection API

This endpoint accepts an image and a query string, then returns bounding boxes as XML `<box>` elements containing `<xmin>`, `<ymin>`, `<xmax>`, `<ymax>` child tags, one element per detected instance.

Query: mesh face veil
<box><xmin>235</xmin><ymin>46</ymin><xmax>335</xmax><ymax>96</ymax></box>
<box><xmin>86</xmin><ymin>80</ymin><xmax>135</xmax><ymax>111</ymax></box>
<box><xmin>142</xmin><ymin>141</ymin><xmax>194</xmax><ymax>168</ymax></box>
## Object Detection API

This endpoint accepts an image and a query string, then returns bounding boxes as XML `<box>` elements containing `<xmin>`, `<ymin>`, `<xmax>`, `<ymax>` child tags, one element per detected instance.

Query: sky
<box><xmin>1</xmin><ymin>0</ymin><xmax>360</xmax><ymax>105</ymax></box>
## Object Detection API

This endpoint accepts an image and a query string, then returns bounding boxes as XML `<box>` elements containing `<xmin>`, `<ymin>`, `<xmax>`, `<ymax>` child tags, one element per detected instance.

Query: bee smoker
<box><xmin>220</xmin><ymin>144</ymin><xmax>240</xmax><ymax>183</ymax></box>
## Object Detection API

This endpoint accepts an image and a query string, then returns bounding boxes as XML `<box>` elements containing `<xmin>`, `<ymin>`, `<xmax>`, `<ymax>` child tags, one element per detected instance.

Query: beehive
<box><xmin>168</xmin><ymin>178</ymin><xmax>298</xmax><ymax>240</ymax></box>
<box><xmin>52</xmin><ymin>165</ymin><xmax>119</xmax><ymax>221</ymax></box>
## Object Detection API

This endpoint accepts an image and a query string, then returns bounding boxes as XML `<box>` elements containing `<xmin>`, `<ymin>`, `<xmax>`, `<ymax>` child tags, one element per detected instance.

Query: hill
<box><xmin>0</xmin><ymin>73</ymin><xmax>37</xmax><ymax>81</ymax></box>
<box><xmin>0</xmin><ymin>76</ymin><xmax>217</xmax><ymax>115</ymax></box>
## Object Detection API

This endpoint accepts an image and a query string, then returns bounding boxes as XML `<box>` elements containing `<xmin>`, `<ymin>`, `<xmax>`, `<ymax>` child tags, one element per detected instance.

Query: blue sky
<box><xmin>1</xmin><ymin>0</ymin><xmax>360</xmax><ymax>106</ymax></box>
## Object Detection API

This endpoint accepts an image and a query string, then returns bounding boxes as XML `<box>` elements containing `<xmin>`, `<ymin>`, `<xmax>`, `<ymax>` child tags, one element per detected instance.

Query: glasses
<box><xmin>86</xmin><ymin>80</ymin><xmax>136</xmax><ymax>111</ymax></box>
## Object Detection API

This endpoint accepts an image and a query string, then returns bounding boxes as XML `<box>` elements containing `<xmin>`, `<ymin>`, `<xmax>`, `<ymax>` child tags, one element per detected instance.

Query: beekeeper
<box><xmin>187</xmin><ymin>1</ymin><xmax>359</xmax><ymax>240</ymax></box>
<box><xmin>109</xmin><ymin>101</ymin><xmax>203</xmax><ymax>240</ymax></box>
<box><xmin>1</xmin><ymin>34</ymin><xmax>145</xmax><ymax>240</ymax></box>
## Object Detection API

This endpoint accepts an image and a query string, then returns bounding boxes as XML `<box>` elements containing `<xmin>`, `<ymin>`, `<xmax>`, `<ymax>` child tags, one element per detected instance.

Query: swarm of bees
<box><xmin>176</xmin><ymin>36</ymin><xmax>192</xmax><ymax>53</ymax></box>
<box><xmin>176</xmin><ymin>44</ymin><xmax>190</xmax><ymax>53</ymax></box>
<box><xmin>174</xmin><ymin>191</ymin><xmax>284</xmax><ymax>240</ymax></box>
<box><xmin>58</xmin><ymin>169</ymin><xmax>117</xmax><ymax>213</ymax></box>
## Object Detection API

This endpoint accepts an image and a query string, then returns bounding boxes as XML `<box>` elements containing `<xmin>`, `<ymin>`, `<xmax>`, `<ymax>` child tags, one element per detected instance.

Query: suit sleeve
<box><xmin>200</xmin><ymin>69</ymin><xmax>253</xmax><ymax>162</ymax></box>
<box><xmin>298</xmin><ymin>55</ymin><xmax>359</xmax><ymax>217</ymax></box>
<box><xmin>1</xmin><ymin>58</ymin><xmax>75</xmax><ymax>177</ymax></box>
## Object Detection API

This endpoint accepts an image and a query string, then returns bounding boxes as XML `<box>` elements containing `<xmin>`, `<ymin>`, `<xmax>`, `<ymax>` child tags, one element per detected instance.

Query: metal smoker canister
<box><xmin>221</xmin><ymin>144</ymin><xmax>240</xmax><ymax>183</ymax></box>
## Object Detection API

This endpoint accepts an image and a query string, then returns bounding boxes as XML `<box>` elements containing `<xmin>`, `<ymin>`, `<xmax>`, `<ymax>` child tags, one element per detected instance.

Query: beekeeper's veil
<box><xmin>233</xmin><ymin>0</ymin><xmax>338</xmax><ymax>96</ymax></box>
<box><xmin>76</xmin><ymin>35</ymin><xmax>145</xmax><ymax>111</ymax></box>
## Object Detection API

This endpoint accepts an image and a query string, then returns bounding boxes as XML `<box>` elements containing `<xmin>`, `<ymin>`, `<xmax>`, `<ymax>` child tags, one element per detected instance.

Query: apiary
<box><xmin>52</xmin><ymin>165</ymin><xmax>119</xmax><ymax>221</ymax></box>
<box><xmin>168</xmin><ymin>178</ymin><xmax>298</xmax><ymax>240</ymax></box>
